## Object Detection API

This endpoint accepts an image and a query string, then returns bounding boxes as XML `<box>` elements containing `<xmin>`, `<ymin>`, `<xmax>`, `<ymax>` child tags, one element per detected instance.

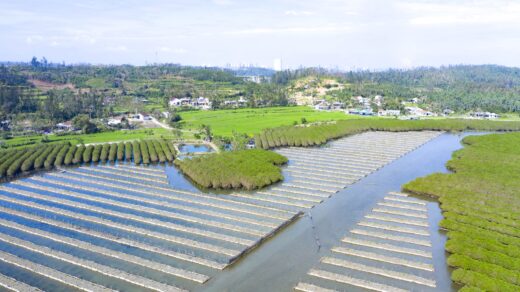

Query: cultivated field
<box><xmin>179</xmin><ymin>106</ymin><xmax>358</xmax><ymax>136</ymax></box>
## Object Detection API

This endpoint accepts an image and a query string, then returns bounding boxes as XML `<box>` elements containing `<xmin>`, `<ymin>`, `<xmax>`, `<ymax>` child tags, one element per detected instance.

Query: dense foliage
<box><xmin>403</xmin><ymin>133</ymin><xmax>520</xmax><ymax>291</ymax></box>
<box><xmin>276</xmin><ymin>65</ymin><xmax>520</xmax><ymax>112</ymax></box>
<box><xmin>0</xmin><ymin>139</ymin><xmax>174</xmax><ymax>181</ymax></box>
<box><xmin>175</xmin><ymin>149</ymin><xmax>287</xmax><ymax>190</ymax></box>
<box><xmin>255</xmin><ymin>119</ymin><xmax>520</xmax><ymax>149</ymax></box>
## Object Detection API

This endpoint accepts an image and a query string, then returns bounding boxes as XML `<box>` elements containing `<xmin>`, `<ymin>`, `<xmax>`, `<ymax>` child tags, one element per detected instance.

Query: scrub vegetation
<box><xmin>254</xmin><ymin>119</ymin><xmax>520</xmax><ymax>149</ymax></box>
<box><xmin>403</xmin><ymin>133</ymin><xmax>520</xmax><ymax>291</ymax></box>
<box><xmin>174</xmin><ymin>149</ymin><xmax>288</xmax><ymax>190</ymax></box>
<box><xmin>0</xmin><ymin>139</ymin><xmax>175</xmax><ymax>181</ymax></box>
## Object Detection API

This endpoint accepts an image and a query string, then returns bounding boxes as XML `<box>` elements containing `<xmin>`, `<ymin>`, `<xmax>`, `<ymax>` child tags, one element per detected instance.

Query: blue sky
<box><xmin>2</xmin><ymin>0</ymin><xmax>520</xmax><ymax>69</ymax></box>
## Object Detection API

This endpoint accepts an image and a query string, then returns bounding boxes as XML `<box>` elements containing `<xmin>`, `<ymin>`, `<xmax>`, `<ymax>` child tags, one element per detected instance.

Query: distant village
<box><xmin>311</xmin><ymin>95</ymin><xmax>500</xmax><ymax>120</ymax></box>
<box><xmin>1</xmin><ymin>93</ymin><xmax>500</xmax><ymax>137</ymax></box>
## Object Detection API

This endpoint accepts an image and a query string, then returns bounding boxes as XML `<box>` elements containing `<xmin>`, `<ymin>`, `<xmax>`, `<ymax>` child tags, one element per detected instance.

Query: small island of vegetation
<box><xmin>174</xmin><ymin>149</ymin><xmax>288</xmax><ymax>190</ymax></box>
<box><xmin>403</xmin><ymin>133</ymin><xmax>520</xmax><ymax>291</ymax></box>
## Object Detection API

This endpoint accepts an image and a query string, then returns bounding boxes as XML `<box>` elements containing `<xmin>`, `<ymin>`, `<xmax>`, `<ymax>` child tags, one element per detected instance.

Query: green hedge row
<box><xmin>0</xmin><ymin>139</ymin><xmax>176</xmax><ymax>180</ymax></box>
<box><xmin>83</xmin><ymin>145</ymin><xmax>93</xmax><ymax>163</ymax></box>
<box><xmin>108</xmin><ymin>143</ymin><xmax>117</xmax><ymax>162</ymax></box>
<box><xmin>255</xmin><ymin>119</ymin><xmax>520</xmax><ymax>149</ymax></box>
<box><xmin>117</xmin><ymin>142</ymin><xmax>125</xmax><ymax>161</ymax></box>
<box><xmin>125</xmin><ymin>142</ymin><xmax>132</xmax><ymax>161</ymax></box>
<box><xmin>44</xmin><ymin>144</ymin><xmax>66</xmax><ymax>170</ymax></box>
<box><xmin>140</xmin><ymin>140</ymin><xmax>150</xmax><ymax>164</ymax></box>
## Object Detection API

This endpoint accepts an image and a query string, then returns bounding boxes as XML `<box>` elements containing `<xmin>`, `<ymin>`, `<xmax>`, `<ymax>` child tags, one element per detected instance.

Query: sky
<box><xmin>2</xmin><ymin>0</ymin><xmax>520</xmax><ymax>69</ymax></box>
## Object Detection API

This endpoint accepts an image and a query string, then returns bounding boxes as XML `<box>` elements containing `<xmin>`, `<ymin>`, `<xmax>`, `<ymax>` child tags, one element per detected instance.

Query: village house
<box><xmin>107</xmin><ymin>115</ymin><xmax>126</xmax><ymax>126</ymax></box>
<box><xmin>55</xmin><ymin>121</ymin><xmax>74</xmax><ymax>131</ymax></box>
<box><xmin>314</xmin><ymin>101</ymin><xmax>331</xmax><ymax>111</ymax></box>
<box><xmin>331</xmin><ymin>101</ymin><xmax>345</xmax><ymax>110</ymax></box>
<box><xmin>373</xmin><ymin>95</ymin><xmax>383</xmax><ymax>106</ymax></box>
<box><xmin>378</xmin><ymin>109</ymin><xmax>401</xmax><ymax>116</ymax></box>
<box><xmin>191</xmin><ymin>97</ymin><xmax>211</xmax><ymax>109</ymax></box>
<box><xmin>471</xmin><ymin>112</ymin><xmax>499</xmax><ymax>119</ymax></box>
<box><xmin>406</xmin><ymin>106</ymin><xmax>435</xmax><ymax>117</ymax></box>
<box><xmin>169</xmin><ymin>97</ymin><xmax>192</xmax><ymax>107</ymax></box>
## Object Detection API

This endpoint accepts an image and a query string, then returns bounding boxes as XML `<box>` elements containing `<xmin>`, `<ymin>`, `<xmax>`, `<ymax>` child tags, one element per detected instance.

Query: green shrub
<box><xmin>83</xmin><ymin>145</ymin><xmax>94</xmax><ymax>163</ymax></box>
<box><xmin>117</xmin><ymin>142</ymin><xmax>125</xmax><ymax>161</ymax></box>
<box><xmin>108</xmin><ymin>143</ymin><xmax>117</xmax><ymax>162</ymax></box>
<box><xmin>146</xmin><ymin>140</ymin><xmax>158</xmax><ymax>163</ymax></box>
<box><xmin>21</xmin><ymin>146</ymin><xmax>48</xmax><ymax>172</ymax></box>
<box><xmin>63</xmin><ymin>145</ymin><xmax>77</xmax><ymax>165</ymax></box>
<box><xmin>6</xmin><ymin>148</ymin><xmax>38</xmax><ymax>176</ymax></box>
<box><xmin>73</xmin><ymin>144</ymin><xmax>86</xmax><ymax>164</ymax></box>
<box><xmin>132</xmin><ymin>141</ymin><xmax>141</xmax><ymax>165</ymax></box>
<box><xmin>54</xmin><ymin>144</ymin><xmax>70</xmax><ymax>167</ymax></box>
<box><xmin>158</xmin><ymin>140</ymin><xmax>174</xmax><ymax>162</ymax></box>
<box><xmin>91</xmin><ymin>144</ymin><xmax>102</xmax><ymax>162</ymax></box>
<box><xmin>140</xmin><ymin>140</ymin><xmax>150</xmax><ymax>164</ymax></box>
<box><xmin>100</xmin><ymin>143</ymin><xmax>110</xmax><ymax>162</ymax></box>
<box><xmin>36</xmin><ymin>144</ymin><xmax>61</xmax><ymax>169</ymax></box>
<box><xmin>44</xmin><ymin>144</ymin><xmax>66</xmax><ymax>170</ymax></box>
<box><xmin>125</xmin><ymin>142</ymin><xmax>133</xmax><ymax>161</ymax></box>
<box><xmin>0</xmin><ymin>149</ymin><xmax>28</xmax><ymax>177</ymax></box>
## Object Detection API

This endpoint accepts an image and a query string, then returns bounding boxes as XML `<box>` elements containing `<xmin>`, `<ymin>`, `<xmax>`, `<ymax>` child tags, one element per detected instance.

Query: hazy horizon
<box><xmin>2</xmin><ymin>0</ymin><xmax>520</xmax><ymax>70</ymax></box>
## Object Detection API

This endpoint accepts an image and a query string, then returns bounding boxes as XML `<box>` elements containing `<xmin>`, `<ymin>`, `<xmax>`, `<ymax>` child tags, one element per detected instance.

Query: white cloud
<box><xmin>402</xmin><ymin>1</ymin><xmax>520</xmax><ymax>26</ymax></box>
<box><xmin>227</xmin><ymin>25</ymin><xmax>351</xmax><ymax>35</ymax></box>
<box><xmin>212</xmin><ymin>0</ymin><xmax>232</xmax><ymax>6</ymax></box>
<box><xmin>158</xmin><ymin>47</ymin><xmax>187</xmax><ymax>54</ymax></box>
<box><xmin>285</xmin><ymin>10</ymin><xmax>314</xmax><ymax>16</ymax></box>
<box><xmin>106</xmin><ymin>45</ymin><xmax>128</xmax><ymax>51</ymax></box>
<box><xmin>25</xmin><ymin>35</ymin><xmax>43</xmax><ymax>44</ymax></box>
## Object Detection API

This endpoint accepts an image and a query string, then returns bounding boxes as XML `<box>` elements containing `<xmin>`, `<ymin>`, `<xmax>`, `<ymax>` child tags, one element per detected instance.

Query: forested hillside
<box><xmin>275</xmin><ymin>65</ymin><xmax>520</xmax><ymax>113</ymax></box>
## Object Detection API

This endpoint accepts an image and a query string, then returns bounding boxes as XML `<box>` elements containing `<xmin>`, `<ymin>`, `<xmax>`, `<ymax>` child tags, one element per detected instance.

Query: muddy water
<box><xmin>198</xmin><ymin>132</ymin><xmax>479</xmax><ymax>292</ymax></box>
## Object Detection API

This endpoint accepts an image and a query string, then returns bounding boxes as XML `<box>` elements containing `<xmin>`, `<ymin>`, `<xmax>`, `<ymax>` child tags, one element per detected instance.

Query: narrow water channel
<box><xmin>198</xmin><ymin>132</ymin><xmax>478</xmax><ymax>292</ymax></box>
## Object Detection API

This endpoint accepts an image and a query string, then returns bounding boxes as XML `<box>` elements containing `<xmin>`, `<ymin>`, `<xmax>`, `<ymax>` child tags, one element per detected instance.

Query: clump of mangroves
<box><xmin>404</xmin><ymin>132</ymin><xmax>520</xmax><ymax>291</ymax></box>
<box><xmin>174</xmin><ymin>149</ymin><xmax>288</xmax><ymax>190</ymax></box>
<box><xmin>254</xmin><ymin>119</ymin><xmax>520</xmax><ymax>149</ymax></box>
<box><xmin>0</xmin><ymin>139</ymin><xmax>175</xmax><ymax>180</ymax></box>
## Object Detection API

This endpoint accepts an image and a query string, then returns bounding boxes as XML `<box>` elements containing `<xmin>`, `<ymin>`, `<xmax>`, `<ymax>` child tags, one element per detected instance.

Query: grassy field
<box><xmin>2</xmin><ymin>128</ymin><xmax>175</xmax><ymax>148</ymax></box>
<box><xmin>179</xmin><ymin>106</ymin><xmax>361</xmax><ymax>136</ymax></box>
<box><xmin>403</xmin><ymin>133</ymin><xmax>520</xmax><ymax>291</ymax></box>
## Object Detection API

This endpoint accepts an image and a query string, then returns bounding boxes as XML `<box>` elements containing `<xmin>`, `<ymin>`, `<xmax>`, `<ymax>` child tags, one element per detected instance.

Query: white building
<box><xmin>169</xmin><ymin>97</ymin><xmax>192</xmax><ymax>107</ymax></box>
<box><xmin>378</xmin><ymin>109</ymin><xmax>401</xmax><ymax>116</ymax></box>
<box><xmin>373</xmin><ymin>95</ymin><xmax>383</xmax><ymax>106</ymax></box>
<box><xmin>406</xmin><ymin>106</ymin><xmax>435</xmax><ymax>117</ymax></box>
<box><xmin>471</xmin><ymin>112</ymin><xmax>499</xmax><ymax>119</ymax></box>
<box><xmin>314</xmin><ymin>101</ymin><xmax>330</xmax><ymax>111</ymax></box>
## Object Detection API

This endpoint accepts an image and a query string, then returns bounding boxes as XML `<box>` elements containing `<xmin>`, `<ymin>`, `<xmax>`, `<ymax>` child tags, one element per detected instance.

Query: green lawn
<box><xmin>179</xmin><ymin>106</ymin><xmax>362</xmax><ymax>137</ymax></box>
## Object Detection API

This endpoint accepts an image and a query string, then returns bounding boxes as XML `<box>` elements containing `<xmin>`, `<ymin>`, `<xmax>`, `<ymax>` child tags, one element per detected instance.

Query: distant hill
<box><xmin>275</xmin><ymin>65</ymin><xmax>520</xmax><ymax>113</ymax></box>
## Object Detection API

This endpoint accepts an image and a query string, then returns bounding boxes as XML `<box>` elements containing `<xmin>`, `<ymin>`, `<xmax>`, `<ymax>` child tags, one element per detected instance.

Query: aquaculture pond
<box><xmin>178</xmin><ymin>144</ymin><xmax>213</xmax><ymax>154</ymax></box>
<box><xmin>0</xmin><ymin>131</ymin><xmax>484</xmax><ymax>291</ymax></box>
<box><xmin>201</xmin><ymin>132</ymin><xmax>483</xmax><ymax>292</ymax></box>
